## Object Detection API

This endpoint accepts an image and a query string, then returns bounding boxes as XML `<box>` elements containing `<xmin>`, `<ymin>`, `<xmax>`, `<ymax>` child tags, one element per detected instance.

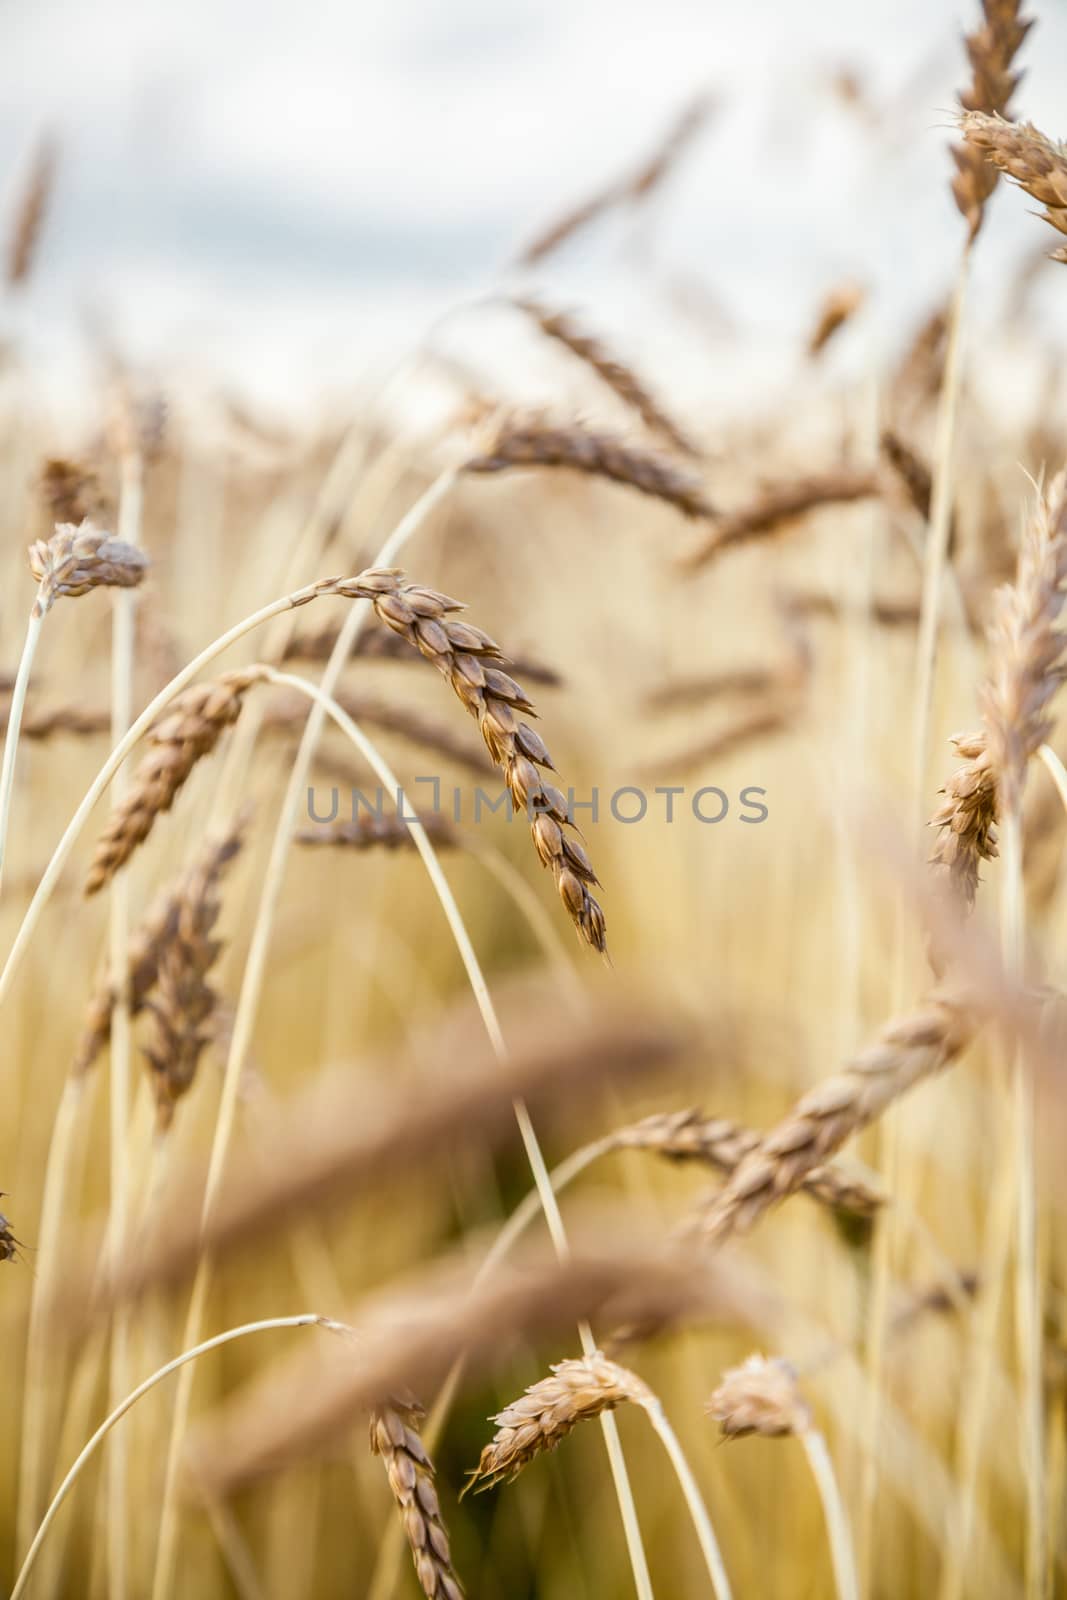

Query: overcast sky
<box><xmin>2</xmin><ymin>0</ymin><xmax>1065</xmax><ymax>405</ymax></box>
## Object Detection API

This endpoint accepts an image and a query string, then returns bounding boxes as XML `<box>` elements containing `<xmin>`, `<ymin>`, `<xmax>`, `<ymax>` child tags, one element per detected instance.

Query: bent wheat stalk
<box><xmin>11</xmin><ymin>1315</ymin><xmax>349</xmax><ymax>1600</ymax></box>
<box><xmin>469</xmin><ymin>1352</ymin><xmax>733</xmax><ymax>1600</ymax></box>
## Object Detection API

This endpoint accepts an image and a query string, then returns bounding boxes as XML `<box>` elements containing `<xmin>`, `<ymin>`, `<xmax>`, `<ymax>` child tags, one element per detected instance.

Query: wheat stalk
<box><xmin>708</xmin><ymin>1356</ymin><xmax>858</xmax><ymax>1600</ymax></box>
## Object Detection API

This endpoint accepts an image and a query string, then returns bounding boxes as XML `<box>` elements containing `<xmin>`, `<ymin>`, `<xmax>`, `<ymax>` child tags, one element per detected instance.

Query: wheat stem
<box><xmin>11</xmin><ymin>1315</ymin><xmax>345</xmax><ymax>1600</ymax></box>
<box><xmin>911</xmin><ymin>249</ymin><xmax>971</xmax><ymax>824</ymax></box>
<box><xmin>0</xmin><ymin>603</ymin><xmax>45</xmax><ymax>894</ymax></box>
<box><xmin>802</xmin><ymin>1429</ymin><xmax>860</xmax><ymax>1600</ymax></box>
<box><xmin>106</xmin><ymin>439</ymin><xmax>142</xmax><ymax>1600</ymax></box>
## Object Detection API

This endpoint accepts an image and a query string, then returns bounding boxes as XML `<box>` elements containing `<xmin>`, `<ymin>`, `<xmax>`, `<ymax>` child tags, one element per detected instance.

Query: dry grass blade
<box><xmin>295</xmin><ymin>811</ymin><xmax>459</xmax><ymax>851</ymax></box>
<box><xmin>515</xmin><ymin>92</ymin><xmax>714</xmax><ymax>265</ymax></box>
<box><xmin>5</xmin><ymin>135</ymin><xmax>57</xmax><ymax>287</ymax></box>
<box><xmin>611</xmin><ymin>1110</ymin><xmax>885</xmax><ymax>1220</ymax></box>
<box><xmin>73</xmin><ymin>823</ymin><xmax>246</xmax><ymax>1077</ymax></box>
<box><xmin>467</xmin><ymin>1352</ymin><xmax>650</xmax><ymax>1491</ymax></box>
<box><xmin>325</xmin><ymin>568</ymin><xmax>608</xmax><ymax>949</ymax></box>
<box><xmin>514</xmin><ymin>297</ymin><xmax>699</xmax><ymax>457</ymax></box>
<box><xmin>68</xmin><ymin>996</ymin><xmax>689</xmax><ymax>1311</ymax></box>
<box><xmin>282</xmin><ymin>619</ymin><xmax>561</xmax><ymax>686</ymax></box>
<box><xmin>678</xmin><ymin>469</ymin><xmax>878</xmax><ymax>569</ymax></box>
<box><xmin>950</xmin><ymin>3</ymin><xmax>1032</xmax><ymax>241</ymax></box>
<box><xmin>142</xmin><ymin>820</ymin><xmax>248</xmax><ymax>1129</ymax></box>
<box><xmin>84</xmin><ymin>669</ymin><xmax>267</xmax><ymax>896</ymax></box>
<box><xmin>695</xmin><ymin>993</ymin><xmax>971</xmax><ymax>1247</ymax></box>
<box><xmin>807</xmin><ymin>283</ymin><xmax>865</xmax><ymax>358</ymax></box>
<box><xmin>465</xmin><ymin>414</ymin><xmax>715</xmax><ymax>522</ymax></box>
<box><xmin>186</xmin><ymin>1247</ymin><xmax>737</xmax><ymax>1499</ymax></box>
<box><xmin>370</xmin><ymin>1400</ymin><xmax>465</xmax><ymax>1600</ymax></box>
<box><xmin>28</xmin><ymin>521</ymin><xmax>148</xmax><ymax>617</ymax></box>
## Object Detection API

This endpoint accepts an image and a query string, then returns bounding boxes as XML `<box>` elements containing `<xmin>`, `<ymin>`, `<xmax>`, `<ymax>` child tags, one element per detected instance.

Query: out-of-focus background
<box><xmin>3</xmin><ymin>0</ymin><xmax>1067</xmax><ymax>406</ymax></box>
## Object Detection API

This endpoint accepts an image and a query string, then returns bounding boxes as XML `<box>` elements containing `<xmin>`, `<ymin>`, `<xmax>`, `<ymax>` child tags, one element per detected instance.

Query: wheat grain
<box><xmin>84</xmin><ymin>670</ymin><xmax>266</xmax><ymax>896</ymax></box>
<box><xmin>808</xmin><ymin>284</ymin><xmax>866</xmax><ymax>358</ymax></box>
<box><xmin>465</xmin><ymin>414</ymin><xmax>715</xmax><ymax>521</ymax></box>
<box><xmin>610</xmin><ymin>1109</ymin><xmax>885</xmax><ymax>1219</ymax></box>
<box><xmin>515</xmin><ymin>92</ymin><xmax>714</xmax><ymax>265</ymax></box>
<box><xmin>324</xmin><ymin>568</ymin><xmax>608</xmax><ymax>950</ymax></box>
<box><xmin>929</xmin><ymin>730</ymin><xmax>999</xmax><ymax>909</ymax></box>
<box><xmin>370</xmin><ymin>1399</ymin><xmax>465</xmax><ymax>1600</ymax></box>
<box><xmin>514</xmin><ymin>297</ymin><xmax>699</xmax><ymax>457</ymax></box>
<box><xmin>679</xmin><ymin>469</ymin><xmax>878</xmax><ymax>569</ymax></box>
<box><xmin>950</xmin><ymin>4</ymin><xmax>1033</xmax><ymax>241</ymax></box>
<box><xmin>142</xmin><ymin>821</ymin><xmax>247</xmax><ymax>1128</ymax></box>
<box><xmin>707</xmin><ymin>1355</ymin><xmax>810</xmax><ymax>1438</ymax></box>
<box><xmin>28</xmin><ymin>521</ymin><xmax>148</xmax><ymax>617</ymax></box>
<box><xmin>6</xmin><ymin>136</ymin><xmax>57</xmax><ymax>286</ymax></box>
<box><xmin>468</xmin><ymin>1352</ymin><xmax>650</xmax><ymax>1491</ymax></box>
<box><xmin>695</xmin><ymin>993</ymin><xmax>971</xmax><ymax>1247</ymax></box>
<box><xmin>959</xmin><ymin>111</ymin><xmax>1067</xmax><ymax>259</ymax></box>
<box><xmin>282</xmin><ymin>619</ymin><xmax>561</xmax><ymax>686</ymax></box>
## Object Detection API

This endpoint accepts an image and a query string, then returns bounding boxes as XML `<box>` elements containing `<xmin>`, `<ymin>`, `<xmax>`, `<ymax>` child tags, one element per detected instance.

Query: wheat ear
<box><xmin>950</xmin><ymin>1</ymin><xmax>1032</xmax><ymax>240</ymax></box>
<box><xmin>370</xmin><ymin>1400</ymin><xmax>465</xmax><ymax>1600</ymax></box>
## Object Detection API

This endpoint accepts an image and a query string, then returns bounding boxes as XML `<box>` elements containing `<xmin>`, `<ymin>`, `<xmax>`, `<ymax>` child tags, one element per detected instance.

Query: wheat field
<box><xmin>2</xmin><ymin>5</ymin><xmax>1067</xmax><ymax>1598</ymax></box>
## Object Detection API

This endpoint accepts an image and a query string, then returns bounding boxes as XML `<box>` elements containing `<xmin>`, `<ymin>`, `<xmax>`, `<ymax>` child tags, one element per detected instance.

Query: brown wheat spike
<box><xmin>515</xmin><ymin>92</ymin><xmax>714</xmax><ymax>266</ymax></box>
<box><xmin>370</xmin><ymin>1399</ymin><xmax>465</xmax><ymax>1600</ymax></box>
<box><xmin>959</xmin><ymin>111</ymin><xmax>1067</xmax><ymax>258</ymax></box>
<box><xmin>611</xmin><ymin>1109</ymin><xmax>885</xmax><ymax>1219</ymax></box>
<box><xmin>678</xmin><ymin>468</ymin><xmax>878</xmax><ymax>569</ymax></box>
<box><xmin>467</xmin><ymin>1352</ymin><xmax>651</xmax><ymax>1491</ymax></box>
<box><xmin>326</xmin><ymin>569</ymin><xmax>607</xmax><ymax>950</ymax></box>
<box><xmin>282</xmin><ymin>619</ymin><xmax>562</xmax><ymax>686</ymax></box>
<box><xmin>0</xmin><ymin>1197</ymin><xmax>20</xmax><ymax>1263</ymax></box>
<box><xmin>295</xmin><ymin>812</ymin><xmax>459</xmax><ymax>852</ymax></box>
<box><xmin>707</xmin><ymin>1355</ymin><xmax>810</xmax><ymax>1439</ymax></box>
<box><xmin>514</xmin><ymin>297</ymin><xmax>699</xmax><ymax>457</ymax></box>
<box><xmin>73</xmin><ymin>826</ymin><xmax>245</xmax><ymax>1077</ymax></box>
<box><xmin>807</xmin><ymin>282</ymin><xmax>866</xmax><ymax>358</ymax></box>
<box><xmin>142</xmin><ymin>822</ymin><xmax>247</xmax><ymax>1128</ymax></box>
<box><xmin>929</xmin><ymin>731</ymin><xmax>999</xmax><ymax>909</ymax></box>
<box><xmin>6</xmin><ymin>135</ymin><xmax>57</xmax><ymax>287</ymax></box>
<box><xmin>0</xmin><ymin>705</ymin><xmax>111</xmax><ymax>740</ymax></box>
<box><xmin>39</xmin><ymin>458</ymin><xmax>105</xmax><ymax>526</ymax></box>
<box><xmin>29</xmin><ymin>521</ymin><xmax>148</xmax><ymax>617</ymax></box>
<box><xmin>981</xmin><ymin>470</ymin><xmax>1067</xmax><ymax>813</ymax></box>
<box><xmin>695</xmin><ymin>992</ymin><xmax>971</xmax><ymax>1247</ymax></box>
<box><xmin>950</xmin><ymin>2</ymin><xmax>1032</xmax><ymax>240</ymax></box>
<box><xmin>465</xmin><ymin>414</ymin><xmax>716</xmax><ymax>521</ymax></box>
<box><xmin>84</xmin><ymin>668</ymin><xmax>267</xmax><ymax>896</ymax></box>
<box><xmin>880</xmin><ymin>429</ymin><xmax>934</xmax><ymax>522</ymax></box>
